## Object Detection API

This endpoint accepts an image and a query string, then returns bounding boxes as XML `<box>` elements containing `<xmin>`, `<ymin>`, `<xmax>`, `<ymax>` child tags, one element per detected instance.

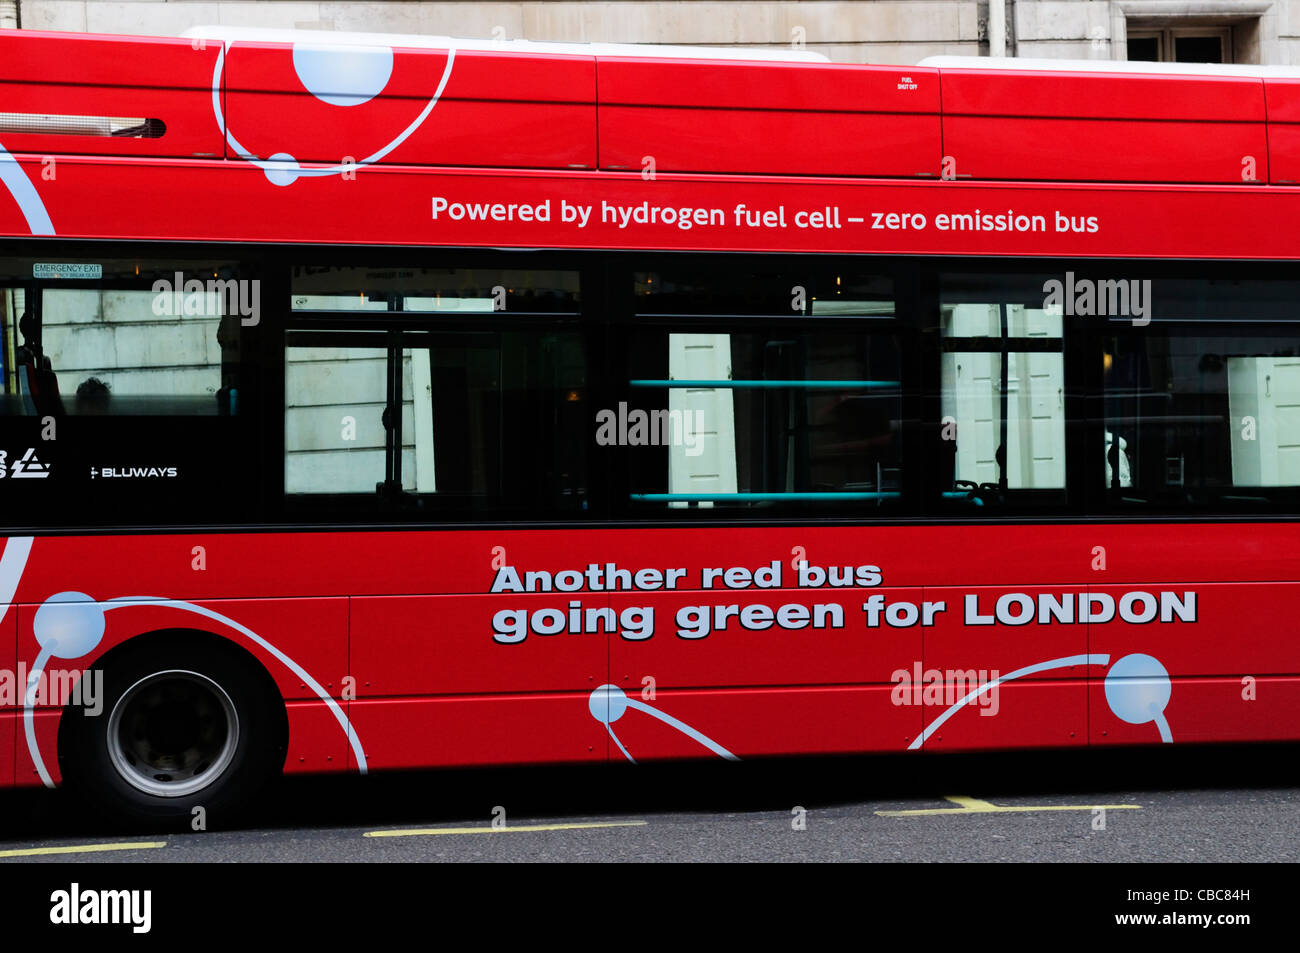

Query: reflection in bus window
<box><xmin>633</xmin><ymin>270</ymin><xmax>892</xmax><ymax>317</ymax></box>
<box><xmin>939</xmin><ymin>278</ymin><xmax>1066</xmax><ymax>507</ymax></box>
<box><xmin>285</xmin><ymin>345</ymin><xmax>399</xmax><ymax>494</ymax></box>
<box><xmin>1104</xmin><ymin>328</ymin><xmax>1300</xmax><ymax>504</ymax></box>
<box><xmin>283</xmin><ymin>330</ymin><xmax>587</xmax><ymax>513</ymax></box>
<box><xmin>284</xmin><ymin>265</ymin><xmax>586</xmax><ymax>516</ymax></box>
<box><xmin>627</xmin><ymin>268</ymin><xmax>898</xmax><ymax>511</ymax></box>
<box><xmin>628</xmin><ymin>330</ymin><xmax>902</xmax><ymax>509</ymax></box>
<box><xmin>2</xmin><ymin>274</ymin><xmax>242</xmax><ymax>417</ymax></box>
<box><xmin>291</xmin><ymin>265</ymin><xmax>579</xmax><ymax>313</ymax></box>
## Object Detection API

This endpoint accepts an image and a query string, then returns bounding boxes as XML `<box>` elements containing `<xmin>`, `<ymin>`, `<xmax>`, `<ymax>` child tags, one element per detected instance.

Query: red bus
<box><xmin>2</xmin><ymin>26</ymin><xmax>1299</xmax><ymax>824</ymax></box>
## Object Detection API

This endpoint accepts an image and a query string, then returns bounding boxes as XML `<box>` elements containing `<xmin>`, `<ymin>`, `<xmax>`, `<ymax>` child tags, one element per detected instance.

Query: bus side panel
<box><xmin>348</xmin><ymin>695</ymin><xmax>607</xmax><ymax>769</ymax></box>
<box><xmin>608</xmin><ymin>588</ymin><xmax>922</xmax><ymax>755</ymax></box>
<box><xmin>1264</xmin><ymin>78</ymin><xmax>1300</xmax><ymax>184</ymax></box>
<box><xmin>1089</xmin><ymin>582</ymin><xmax>1300</xmax><ymax>738</ymax></box>
<box><xmin>7</xmin><ymin>535</ymin><xmax>350</xmax><ymax>702</ymax></box>
<box><xmin>0</xmin><ymin>31</ymin><xmax>224</xmax><ymax>160</ymax></box>
<box><xmin>350</xmin><ymin>588</ymin><xmax>608</xmax><ymax>769</ymax></box>
<box><xmin>0</xmin><ymin>599</ymin><xmax>14</xmax><ymax>700</ymax></box>
<box><xmin>920</xmin><ymin>586</ymin><xmax>1090</xmax><ymax>750</ymax></box>
<box><xmin>14</xmin><ymin>709</ymin><xmax>58</xmax><ymax>788</ymax></box>
<box><xmin>608</xmin><ymin>588</ymin><xmax>920</xmax><ymax>684</ymax></box>
<box><xmin>1089</xmin><ymin>583</ymin><xmax>1299</xmax><ymax>679</ymax></box>
<box><xmin>602</xmin><ymin>686</ymin><xmax>919</xmax><ymax>761</ymax></box>
<box><xmin>921</xmin><ymin>680</ymin><xmax>1086</xmax><ymax>751</ymax></box>
<box><xmin>182</xmin><ymin>597</ymin><xmax>350</xmax><ymax>703</ymax></box>
<box><xmin>284</xmin><ymin>700</ymin><xmax>350</xmax><ymax>775</ymax></box>
<box><xmin>597</xmin><ymin>58</ymin><xmax>939</xmax><ymax>177</ymax></box>
<box><xmin>924</xmin><ymin>586</ymin><xmax>1090</xmax><ymax>681</ymax></box>
<box><xmin>224</xmin><ymin>45</ymin><xmax>597</xmax><ymax>169</ymax></box>
<box><xmin>942</xmin><ymin>116</ymin><xmax>1266</xmax><ymax>184</ymax></box>
<box><xmin>939</xmin><ymin>68</ymin><xmax>1266</xmax><ymax>185</ymax></box>
<box><xmin>1267</xmin><ymin>122</ymin><xmax>1300</xmax><ymax>184</ymax></box>
<box><xmin>598</xmin><ymin>105</ymin><xmax>938</xmax><ymax>177</ymax></box>
<box><xmin>14</xmin><ymin>597</ymin><xmax>349</xmax><ymax>705</ymax></box>
<box><xmin>2</xmin><ymin>155</ymin><xmax>1292</xmax><ymax>259</ymax></box>
<box><xmin>0</xmin><ymin>714</ymin><xmax>11</xmax><ymax>788</ymax></box>
<box><xmin>1089</xmin><ymin>677</ymin><xmax>1300</xmax><ymax>745</ymax></box>
<box><xmin>350</xmin><ymin>593</ymin><xmax>607</xmax><ymax>697</ymax></box>
<box><xmin>10</xmin><ymin>600</ymin><xmax>66</xmax><ymax>788</ymax></box>
<box><xmin>0</xmin><ymin>602</ymin><xmax>12</xmax><ymax>785</ymax></box>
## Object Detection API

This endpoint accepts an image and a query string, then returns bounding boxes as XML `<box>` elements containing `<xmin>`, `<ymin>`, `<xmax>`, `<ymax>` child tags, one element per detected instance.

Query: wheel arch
<box><xmin>55</xmin><ymin>626</ymin><xmax>290</xmax><ymax>775</ymax></box>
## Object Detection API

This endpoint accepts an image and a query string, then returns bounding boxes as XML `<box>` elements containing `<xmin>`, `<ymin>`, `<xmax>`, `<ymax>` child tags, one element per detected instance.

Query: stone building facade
<box><xmin>1</xmin><ymin>1</ymin><xmax>1295</xmax><ymax>66</ymax></box>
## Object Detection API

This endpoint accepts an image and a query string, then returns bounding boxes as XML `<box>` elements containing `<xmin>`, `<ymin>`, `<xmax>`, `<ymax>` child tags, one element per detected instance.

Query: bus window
<box><xmin>1</xmin><ymin>260</ymin><xmax>245</xmax><ymax>418</ymax></box>
<box><xmin>937</xmin><ymin>274</ymin><xmax>1067</xmax><ymax>510</ymax></box>
<box><xmin>284</xmin><ymin>265</ymin><xmax>586</xmax><ymax>519</ymax></box>
<box><xmin>0</xmin><ymin>257</ymin><xmax>254</xmax><ymax>528</ymax></box>
<box><xmin>290</xmin><ymin>264</ymin><xmax>579</xmax><ymax>314</ymax></box>
<box><xmin>626</xmin><ymin>268</ymin><xmax>900</xmax><ymax>512</ymax></box>
<box><xmin>1102</xmin><ymin>323</ymin><xmax>1300</xmax><ymax>509</ymax></box>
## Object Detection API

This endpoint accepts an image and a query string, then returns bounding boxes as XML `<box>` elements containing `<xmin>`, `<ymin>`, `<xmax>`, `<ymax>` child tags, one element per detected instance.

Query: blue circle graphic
<box><xmin>589</xmin><ymin>684</ymin><xmax>629</xmax><ymax>724</ymax></box>
<box><xmin>33</xmin><ymin>591</ymin><xmax>105</xmax><ymax>659</ymax></box>
<box><xmin>292</xmin><ymin>44</ymin><xmax>394</xmax><ymax>107</ymax></box>
<box><xmin>1104</xmin><ymin>652</ymin><xmax>1171</xmax><ymax>725</ymax></box>
<box><xmin>264</xmin><ymin>152</ymin><xmax>301</xmax><ymax>187</ymax></box>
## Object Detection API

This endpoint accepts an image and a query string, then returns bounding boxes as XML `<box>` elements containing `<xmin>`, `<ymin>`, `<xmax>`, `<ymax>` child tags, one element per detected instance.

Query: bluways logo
<box><xmin>0</xmin><ymin>448</ymin><xmax>50</xmax><ymax>479</ymax></box>
<box><xmin>151</xmin><ymin>272</ymin><xmax>260</xmax><ymax>326</ymax></box>
<box><xmin>90</xmin><ymin>465</ymin><xmax>178</xmax><ymax>479</ymax></box>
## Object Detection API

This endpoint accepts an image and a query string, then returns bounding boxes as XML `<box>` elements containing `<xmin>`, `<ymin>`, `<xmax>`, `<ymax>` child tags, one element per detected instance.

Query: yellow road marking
<box><xmin>0</xmin><ymin>841</ymin><xmax>167</xmax><ymax>858</ymax></box>
<box><xmin>876</xmin><ymin>795</ymin><xmax>1141</xmax><ymax>817</ymax></box>
<box><xmin>365</xmin><ymin>820</ymin><xmax>648</xmax><ymax>838</ymax></box>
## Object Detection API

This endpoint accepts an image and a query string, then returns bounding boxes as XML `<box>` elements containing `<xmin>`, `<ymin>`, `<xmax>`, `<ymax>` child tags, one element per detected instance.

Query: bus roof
<box><xmin>179</xmin><ymin>25</ymin><xmax>831</xmax><ymax>63</ymax></box>
<box><xmin>2</xmin><ymin>26</ymin><xmax>1300</xmax><ymax>208</ymax></box>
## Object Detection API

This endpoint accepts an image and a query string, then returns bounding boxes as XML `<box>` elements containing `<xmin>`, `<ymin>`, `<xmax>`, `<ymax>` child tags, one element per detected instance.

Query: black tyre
<box><xmin>60</xmin><ymin>637</ymin><xmax>285</xmax><ymax>829</ymax></box>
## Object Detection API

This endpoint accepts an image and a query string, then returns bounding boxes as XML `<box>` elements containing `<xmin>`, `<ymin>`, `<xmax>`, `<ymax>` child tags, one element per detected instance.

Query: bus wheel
<box><xmin>60</xmin><ymin>639</ymin><xmax>285</xmax><ymax>829</ymax></box>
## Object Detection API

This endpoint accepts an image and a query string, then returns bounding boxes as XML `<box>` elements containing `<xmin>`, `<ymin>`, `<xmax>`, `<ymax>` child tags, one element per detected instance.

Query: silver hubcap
<box><xmin>106</xmin><ymin>670</ymin><xmax>239</xmax><ymax>798</ymax></box>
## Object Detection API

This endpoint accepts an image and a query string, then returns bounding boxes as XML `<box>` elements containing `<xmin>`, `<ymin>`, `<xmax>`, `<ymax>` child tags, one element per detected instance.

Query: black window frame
<box><xmin>4</xmin><ymin>239</ymin><xmax>1300</xmax><ymax>532</ymax></box>
<box><xmin>0</xmin><ymin>243</ymin><xmax>267</xmax><ymax>530</ymax></box>
<box><xmin>280</xmin><ymin>252</ymin><xmax>596</xmax><ymax>524</ymax></box>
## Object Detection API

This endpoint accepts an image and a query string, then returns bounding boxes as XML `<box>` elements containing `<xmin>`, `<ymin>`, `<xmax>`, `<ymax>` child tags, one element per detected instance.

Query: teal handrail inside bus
<box><xmin>628</xmin><ymin>379</ymin><xmax>900</xmax><ymax>389</ymax></box>
<box><xmin>631</xmin><ymin>491</ymin><xmax>979</xmax><ymax>503</ymax></box>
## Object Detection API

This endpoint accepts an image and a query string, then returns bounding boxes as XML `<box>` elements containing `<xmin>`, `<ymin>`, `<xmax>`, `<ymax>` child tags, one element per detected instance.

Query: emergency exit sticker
<box><xmin>33</xmin><ymin>263</ymin><xmax>101</xmax><ymax>279</ymax></box>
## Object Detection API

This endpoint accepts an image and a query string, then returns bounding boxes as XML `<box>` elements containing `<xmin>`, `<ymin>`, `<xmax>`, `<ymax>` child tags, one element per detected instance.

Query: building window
<box><xmin>1127</xmin><ymin>27</ymin><xmax>1233</xmax><ymax>63</ymax></box>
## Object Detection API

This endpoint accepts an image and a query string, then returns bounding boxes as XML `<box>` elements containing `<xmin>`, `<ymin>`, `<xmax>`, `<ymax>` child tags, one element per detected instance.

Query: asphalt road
<box><xmin>1</xmin><ymin>745</ymin><xmax>1297</xmax><ymax>862</ymax></box>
